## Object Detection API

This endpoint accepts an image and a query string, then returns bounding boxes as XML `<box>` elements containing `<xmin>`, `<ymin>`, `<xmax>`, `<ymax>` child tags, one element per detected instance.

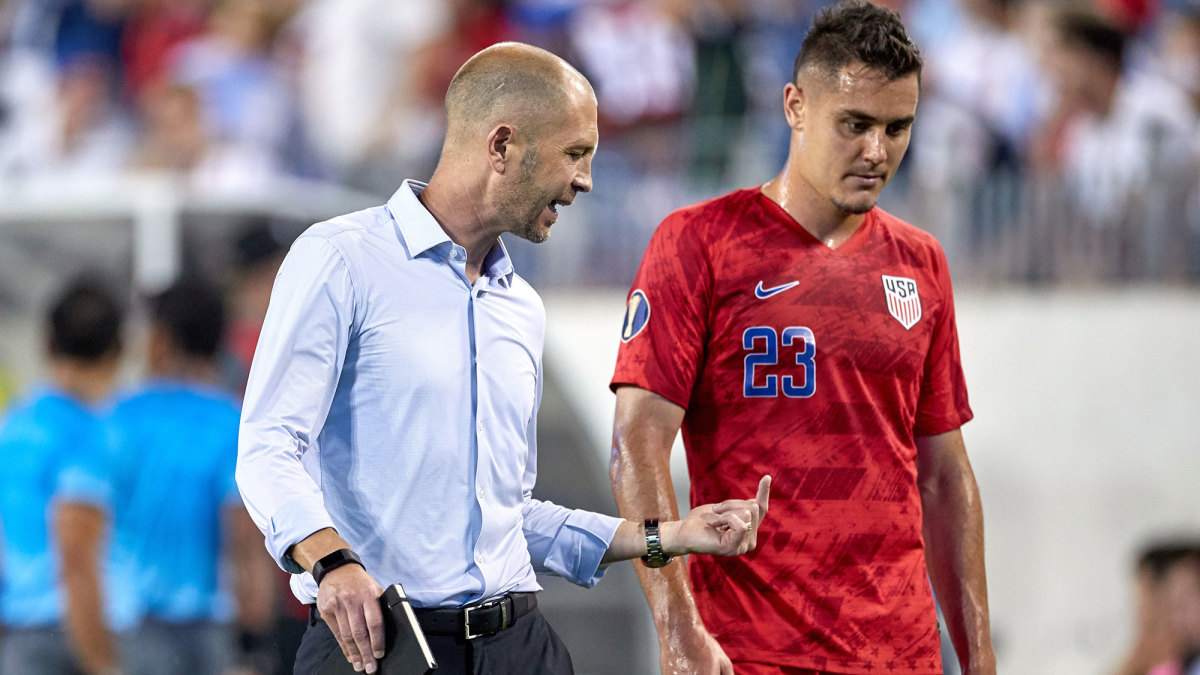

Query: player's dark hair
<box><xmin>150</xmin><ymin>277</ymin><xmax>226</xmax><ymax>358</ymax></box>
<box><xmin>1055</xmin><ymin>10</ymin><xmax>1126</xmax><ymax>71</ymax></box>
<box><xmin>793</xmin><ymin>0</ymin><xmax>923</xmax><ymax>83</ymax></box>
<box><xmin>1136</xmin><ymin>540</ymin><xmax>1200</xmax><ymax>580</ymax></box>
<box><xmin>48</xmin><ymin>278</ymin><xmax>123</xmax><ymax>360</ymax></box>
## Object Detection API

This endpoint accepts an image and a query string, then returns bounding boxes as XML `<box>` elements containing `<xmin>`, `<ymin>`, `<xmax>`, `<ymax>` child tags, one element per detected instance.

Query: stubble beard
<box><xmin>830</xmin><ymin>195</ymin><xmax>875</xmax><ymax>215</ymax></box>
<box><xmin>502</xmin><ymin>148</ymin><xmax>552</xmax><ymax>244</ymax></box>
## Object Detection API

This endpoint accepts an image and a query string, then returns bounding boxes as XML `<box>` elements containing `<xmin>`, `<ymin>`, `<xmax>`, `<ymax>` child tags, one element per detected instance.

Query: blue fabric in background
<box><xmin>0</xmin><ymin>387</ymin><xmax>124</xmax><ymax>628</ymax></box>
<box><xmin>109</xmin><ymin>381</ymin><xmax>241</xmax><ymax>624</ymax></box>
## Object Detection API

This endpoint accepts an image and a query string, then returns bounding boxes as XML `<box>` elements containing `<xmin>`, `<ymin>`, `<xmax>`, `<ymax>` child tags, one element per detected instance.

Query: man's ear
<box><xmin>783</xmin><ymin>82</ymin><xmax>805</xmax><ymax>132</ymax></box>
<box><xmin>487</xmin><ymin>124</ymin><xmax>515</xmax><ymax>174</ymax></box>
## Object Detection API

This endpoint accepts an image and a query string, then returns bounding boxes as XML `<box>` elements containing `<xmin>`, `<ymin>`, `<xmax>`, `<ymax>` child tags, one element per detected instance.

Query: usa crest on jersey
<box><xmin>882</xmin><ymin>275</ymin><xmax>921</xmax><ymax>329</ymax></box>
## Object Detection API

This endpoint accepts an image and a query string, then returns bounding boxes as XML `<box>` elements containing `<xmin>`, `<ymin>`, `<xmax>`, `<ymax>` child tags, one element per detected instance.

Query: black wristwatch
<box><xmin>640</xmin><ymin>518</ymin><xmax>674</xmax><ymax>568</ymax></box>
<box><xmin>311</xmin><ymin>548</ymin><xmax>364</xmax><ymax>586</ymax></box>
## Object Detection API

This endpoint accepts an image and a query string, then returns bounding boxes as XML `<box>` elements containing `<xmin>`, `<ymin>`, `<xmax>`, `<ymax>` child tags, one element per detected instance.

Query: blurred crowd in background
<box><xmin>1</xmin><ymin>0</ymin><xmax>1200</xmax><ymax>673</ymax></box>
<box><xmin>0</xmin><ymin>0</ymin><xmax>1197</xmax><ymax>285</ymax></box>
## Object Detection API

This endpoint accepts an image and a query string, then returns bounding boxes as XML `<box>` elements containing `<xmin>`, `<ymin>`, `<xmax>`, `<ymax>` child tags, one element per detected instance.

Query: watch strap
<box><xmin>311</xmin><ymin>548</ymin><xmax>364</xmax><ymax>586</ymax></box>
<box><xmin>640</xmin><ymin>518</ymin><xmax>674</xmax><ymax>568</ymax></box>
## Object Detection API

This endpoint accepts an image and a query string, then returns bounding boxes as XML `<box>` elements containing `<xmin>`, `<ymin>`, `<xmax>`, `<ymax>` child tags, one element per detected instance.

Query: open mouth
<box><xmin>548</xmin><ymin>199</ymin><xmax>571</xmax><ymax>215</ymax></box>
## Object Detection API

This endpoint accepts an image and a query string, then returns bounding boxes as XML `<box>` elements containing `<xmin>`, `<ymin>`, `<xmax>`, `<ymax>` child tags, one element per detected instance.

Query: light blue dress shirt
<box><xmin>237</xmin><ymin>180</ymin><xmax>621</xmax><ymax>608</ymax></box>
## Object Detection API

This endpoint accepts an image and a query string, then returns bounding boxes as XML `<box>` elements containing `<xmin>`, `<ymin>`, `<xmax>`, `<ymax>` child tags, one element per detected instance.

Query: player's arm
<box><xmin>225</xmin><ymin>504</ymin><xmax>279</xmax><ymax>666</ymax></box>
<box><xmin>610</xmin><ymin>385</ymin><xmax>733</xmax><ymax>675</ymax></box>
<box><xmin>54</xmin><ymin>501</ymin><xmax>121</xmax><ymax>675</ymax></box>
<box><xmin>916</xmin><ymin>428</ymin><xmax>996</xmax><ymax>675</ymax></box>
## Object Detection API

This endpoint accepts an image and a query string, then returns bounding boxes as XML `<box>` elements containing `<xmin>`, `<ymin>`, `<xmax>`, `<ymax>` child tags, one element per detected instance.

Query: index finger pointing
<box><xmin>756</xmin><ymin>475</ymin><xmax>771</xmax><ymax>516</ymax></box>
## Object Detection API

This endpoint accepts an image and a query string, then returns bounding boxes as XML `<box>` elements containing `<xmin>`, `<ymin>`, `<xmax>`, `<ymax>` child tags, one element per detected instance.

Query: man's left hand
<box><xmin>663</xmin><ymin>475</ymin><xmax>771</xmax><ymax>557</ymax></box>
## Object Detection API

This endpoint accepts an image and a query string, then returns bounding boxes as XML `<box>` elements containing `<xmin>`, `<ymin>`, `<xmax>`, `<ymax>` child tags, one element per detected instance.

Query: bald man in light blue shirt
<box><xmin>236</xmin><ymin>43</ymin><xmax>771</xmax><ymax>675</ymax></box>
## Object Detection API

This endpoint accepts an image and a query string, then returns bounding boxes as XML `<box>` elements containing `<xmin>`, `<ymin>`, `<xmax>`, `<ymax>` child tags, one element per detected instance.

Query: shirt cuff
<box><xmin>268</xmin><ymin>493</ymin><xmax>337</xmax><ymax>574</ymax></box>
<box><xmin>540</xmin><ymin>510</ymin><xmax>622</xmax><ymax>588</ymax></box>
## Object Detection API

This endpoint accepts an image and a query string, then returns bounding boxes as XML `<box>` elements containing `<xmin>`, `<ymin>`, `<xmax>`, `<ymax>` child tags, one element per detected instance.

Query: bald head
<box><xmin>443</xmin><ymin>42</ymin><xmax>594</xmax><ymax>152</ymax></box>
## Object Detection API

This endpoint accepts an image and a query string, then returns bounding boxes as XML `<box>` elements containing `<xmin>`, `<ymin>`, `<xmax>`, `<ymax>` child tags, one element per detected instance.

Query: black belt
<box><xmin>309</xmin><ymin>592</ymin><xmax>537</xmax><ymax>640</ymax></box>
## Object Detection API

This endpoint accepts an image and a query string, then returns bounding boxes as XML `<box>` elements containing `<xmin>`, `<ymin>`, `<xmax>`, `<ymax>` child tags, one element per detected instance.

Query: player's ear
<box><xmin>486</xmin><ymin>124</ymin><xmax>514</xmax><ymax>174</ymax></box>
<box><xmin>783</xmin><ymin>82</ymin><xmax>804</xmax><ymax>132</ymax></box>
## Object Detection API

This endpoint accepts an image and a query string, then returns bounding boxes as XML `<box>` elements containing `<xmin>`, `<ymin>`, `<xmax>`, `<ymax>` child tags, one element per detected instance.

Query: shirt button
<box><xmin>450</xmin><ymin>249</ymin><xmax>461</xmax><ymax>259</ymax></box>
<box><xmin>477</xmin><ymin>487</ymin><xmax>486</xmax><ymax>501</ymax></box>
<box><xmin>477</xmin><ymin>421</ymin><xmax>484</xmax><ymax>433</ymax></box>
<box><xmin>475</xmin><ymin>552</ymin><xmax>485</xmax><ymax>563</ymax></box>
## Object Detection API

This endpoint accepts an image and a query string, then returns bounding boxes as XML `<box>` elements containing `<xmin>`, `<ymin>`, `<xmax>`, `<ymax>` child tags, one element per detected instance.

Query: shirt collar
<box><xmin>387</xmin><ymin>180</ymin><xmax>515</xmax><ymax>286</ymax></box>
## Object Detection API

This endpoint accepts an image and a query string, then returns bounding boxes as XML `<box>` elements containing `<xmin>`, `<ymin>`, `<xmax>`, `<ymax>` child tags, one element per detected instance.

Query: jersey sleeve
<box><xmin>54</xmin><ymin>414</ymin><xmax>115</xmax><ymax>510</ymax></box>
<box><xmin>914</xmin><ymin>245</ymin><xmax>973</xmax><ymax>435</ymax></box>
<box><xmin>610</xmin><ymin>210</ymin><xmax>712</xmax><ymax>409</ymax></box>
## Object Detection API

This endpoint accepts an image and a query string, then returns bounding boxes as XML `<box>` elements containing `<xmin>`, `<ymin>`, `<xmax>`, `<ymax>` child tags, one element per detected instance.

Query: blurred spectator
<box><xmin>569</xmin><ymin>0</ymin><xmax>694</xmax><ymax>133</ymax></box>
<box><xmin>132</xmin><ymin>82</ymin><xmax>205</xmax><ymax>170</ymax></box>
<box><xmin>348</xmin><ymin>0</ymin><xmax>519</xmax><ymax>192</ymax></box>
<box><xmin>1151</xmin><ymin>550</ymin><xmax>1200</xmax><ymax>675</ymax></box>
<box><xmin>673</xmin><ymin>0</ymin><xmax>752</xmax><ymax>184</ymax></box>
<box><xmin>0</xmin><ymin>53</ymin><xmax>133</xmax><ymax>179</ymax></box>
<box><xmin>284</xmin><ymin>0</ymin><xmax>448</xmax><ymax>188</ymax></box>
<box><xmin>410</xmin><ymin>0</ymin><xmax>518</xmax><ymax>108</ymax></box>
<box><xmin>164</xmin><ymin>0</ymin><xmax>293</xmax><ymax>175</ymax></box>
<box><xmin>1099</xmin><ymin>0</ymin><xmax>1161</xmax><ymax>35</ymax></box>
<box><xmin>0</xmin><ymin>278</ymin><xmax>127</xmax><ymax>675</ymax></box>
<box><xmin>1114</xmin><ymin>544</ymin><xmax>1191</xmax><ymax>675</ymax></box>
<box><xmin>1032</xmin><ymin>9</ymin><xmax>1195</xmax><ymax>226</ymax></box>
<box><xmin>119</xmin><ymin>0</ymin><xmax>209</xmax><ymax>102</ymax></box>
<box><xmin>1159</xmin><ymin>3</ymin><xmax>1200</xmax><ymax>151</ymax></box>
<box><xmin>563</xmin><ymin>0</ymin><xmax>696</xmax><ymax>284</ymax></box>
<box><xmin>0</xmin><ymin>0</ymin><xmax>137</xmax><ymax>180</ymax></box>
<box><xmin>109</xmin><ymin>277</ymin><xmax>277</xmax><ymax>674</ymax></box>
<box><xmin>916</xmin><ymin>0</ymin><xmax>1043</xmax><ymax>181</ymax></box>
<box><xmin>52</xmin><ymin>0</ymin><xmax>130</xmax><ymax>70</ymax></box>
<box><xmin>223</xmin><ymin>221</ymin><xmax>285</xmax><ymax>394</ymax></box>
<box><xmin>133</xmin><ymin>81</ymin><xmax>276</xmax><ymax>192</ymax></box>
<box><xmin>1115</xmin><ymin>542</ymin><xmax>1200</xmax><ymax>675</ymax></box>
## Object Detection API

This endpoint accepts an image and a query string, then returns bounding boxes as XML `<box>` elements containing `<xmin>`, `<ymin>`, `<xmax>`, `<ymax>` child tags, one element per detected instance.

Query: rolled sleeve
<box><xmin>523</xmin><ymin>500</ymin><xmax>622</xmax><ymax>588</ymax></box>
<box><xmin>237</xmin><ymin>234</ymin><xmax>356</xmax><ymax>573</ymax></box>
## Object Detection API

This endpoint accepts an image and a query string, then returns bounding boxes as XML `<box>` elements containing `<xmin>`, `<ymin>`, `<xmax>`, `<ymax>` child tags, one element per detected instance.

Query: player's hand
<box><xmin>660</xmin><ymin>620</ymin><xmax>734</xmax><ymax>675</ymax></box>
<box><xmin>665</xmin><ymin>475</ymin><xmax>771</xmax><ymax>557</ymax></box>
<box><xmin>316</xmin><ymin>564</ymin><xmax>385</xmax><ymax>673</ymax></box>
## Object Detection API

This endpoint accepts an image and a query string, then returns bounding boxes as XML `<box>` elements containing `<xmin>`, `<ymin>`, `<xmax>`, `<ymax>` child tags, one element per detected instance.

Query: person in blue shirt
<box><xmin>110</xmin><ymin>277</ymin><xmax>276</xmax><ymax>675</ymax></box>
<box><xmin>0</xmin><ymin>279</ymin><xmax>125</xmax><ymax>675</ymax></box>
<box><xmin>238</xmin><ymin>42</ymin><xmax>772</xmax><ymax>675</ymax></box>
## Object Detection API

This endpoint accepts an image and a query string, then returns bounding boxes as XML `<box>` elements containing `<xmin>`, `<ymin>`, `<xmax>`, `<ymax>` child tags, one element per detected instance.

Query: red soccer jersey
<box><xmin>611</xmin><ymin>188</ymin><xmax>973</xmax><ymax>674</ymax></box>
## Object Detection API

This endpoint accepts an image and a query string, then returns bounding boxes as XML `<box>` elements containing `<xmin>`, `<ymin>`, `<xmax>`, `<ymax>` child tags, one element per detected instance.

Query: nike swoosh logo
<box><xmin>755</xmin><ymin>280</ymin><xmax>800</xmax><ymax>299</ymax></box>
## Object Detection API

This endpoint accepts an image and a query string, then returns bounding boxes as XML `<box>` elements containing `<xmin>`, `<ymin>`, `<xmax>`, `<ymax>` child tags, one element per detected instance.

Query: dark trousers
<box><xmin>294</xmin><ymin>607</ymin><xmax>573</xmax><ymax>675</ymax></box>
<box><xmin>123</xmin><ymin>619</ymin><xmax>234</xmax><ymax>675</ymax></box>
<box><xmin>0</xmin><ymin>626</ymin><xmax>87</xmax><ymax>675</ymax></box>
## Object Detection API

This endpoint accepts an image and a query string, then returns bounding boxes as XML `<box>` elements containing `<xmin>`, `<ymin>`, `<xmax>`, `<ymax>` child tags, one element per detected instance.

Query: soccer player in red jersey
<box><xmin>609</xmin><ymin>2</ymin><xmax>995</xmax><ymax>674</ymax></box>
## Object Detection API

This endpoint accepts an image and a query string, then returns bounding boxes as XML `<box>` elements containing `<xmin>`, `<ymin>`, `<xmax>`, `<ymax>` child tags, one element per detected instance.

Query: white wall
<box><xmin>543</xmin><ymin>287</ymin><xmax>1200</xmax><ymax>675</ymax></box>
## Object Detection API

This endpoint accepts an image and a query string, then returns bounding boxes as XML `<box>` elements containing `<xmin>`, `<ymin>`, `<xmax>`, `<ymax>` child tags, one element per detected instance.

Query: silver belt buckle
<box><xmin>463</xmin><ymin>597</ymin><xmax>506</xmax><ymax>640</ymax></box>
